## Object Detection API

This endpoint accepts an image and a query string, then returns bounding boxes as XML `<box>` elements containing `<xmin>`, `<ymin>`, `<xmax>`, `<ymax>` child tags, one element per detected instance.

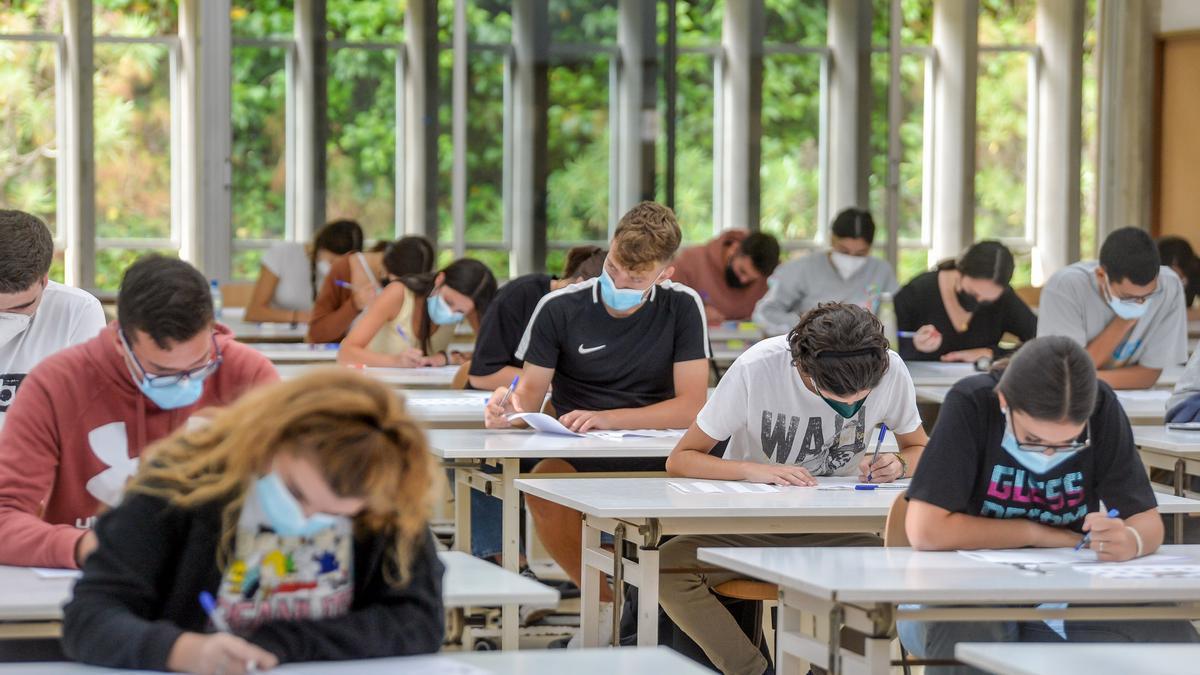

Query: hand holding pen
<box><xmin>859</xmin><ymin>424</ymin><xmax>902</xmax><ymax>484</ymax></box>
<box><xmin>167</xmin><ymin>591</ymin><xmax>277</xmax><ymax>675</ymax></box>
<box><xmin>1079</xmin><ymin>509</ymin><xmax>1141</xmax><ymax>562</ymax></box>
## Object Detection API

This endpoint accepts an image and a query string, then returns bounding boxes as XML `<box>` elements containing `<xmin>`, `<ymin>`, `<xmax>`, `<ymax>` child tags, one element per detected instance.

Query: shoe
<box><xmin>520</xmin><ymin>567</ymin><xmax>581</xmax><ymax>599</ymax></box>
<box><xmin>566</xmin><ymin>602</ymin><xmax>613</xmax><ymax>648</ymax></box>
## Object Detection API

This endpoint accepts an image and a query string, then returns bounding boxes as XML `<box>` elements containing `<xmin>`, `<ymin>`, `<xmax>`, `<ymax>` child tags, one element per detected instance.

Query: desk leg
<box><xmin>453</xmin><ymin>467</ymin><xmax>471</xmax><ymax>554</ymax></box>
<box><xmin>501</xmin><ymin>458</ymin><xmax>520</xmax><ymax>650</ymax></box>
<box><xmin>1177</xmin><ymin>459</ymin><xmax>1187</xmax><ymax>544</ymax></box>
<box><xmin>581</xmin><ymin>520</ymin><xmax>603</xmax><ymax>648</ymax></box>
<box><xmin>637</xmin><ymin>544</ymin><xmax>660</xmax><ymax>646</ymax></box>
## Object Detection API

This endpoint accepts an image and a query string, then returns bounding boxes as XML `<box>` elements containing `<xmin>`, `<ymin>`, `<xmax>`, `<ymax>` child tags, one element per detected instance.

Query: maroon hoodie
<box><xmin>0</xmin><ymin>324</ymin><xmax>278</xmax><ymax>568</ymax></box>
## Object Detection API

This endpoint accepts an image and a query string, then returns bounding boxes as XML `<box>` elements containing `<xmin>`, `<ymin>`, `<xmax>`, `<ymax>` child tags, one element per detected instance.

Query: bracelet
<box><xmin>1128</xmin><ymin>526</ymin><xmax>1144</xmax><ymax>558</ymax></box>
<box><xmin>895</xmin><ymin>453</ymin><xmax>909</xmax><ymax>478</ymax></box>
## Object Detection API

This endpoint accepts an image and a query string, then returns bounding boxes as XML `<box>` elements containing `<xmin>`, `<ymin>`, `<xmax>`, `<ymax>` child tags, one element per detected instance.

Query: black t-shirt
<box><xmin>907</xmin><ymin>373</ymin><xmax>1157</xmax><ymax>534</ymax></box>
<box><xmin>468</xmin><ymin>273</ymin><xmax>553</xmax><ymax>378</ymax></box>
<box><xmin>894</xmin><ymin>270</ymin><xmax>1037</xmax><ymax>361</ymax></box>
<box><xmin>515</xmin><ymin>278</ymin><xmax>710</xmax><ymax>417</ymax></box>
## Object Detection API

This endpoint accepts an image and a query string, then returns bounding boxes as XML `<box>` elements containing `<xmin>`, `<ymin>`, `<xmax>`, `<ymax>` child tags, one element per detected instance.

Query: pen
<box><xmin>199</xmin><ymin>591</ymin><xmax>260</xmax><ymax>673</ymax></box>
<box><xmin>897</xmin><ymin>331</ymin><xmax>917</xmax><ymax>338</ymax></box>
<box><xmin>1075</xmin><ymin>508</ymin><xmax>1121</xmax><ymax>551</ymax></box>
<box><xmin>333</xmin><ymin>279</ymin><xmax>353</xmax><ymax>290</ymax></box>
<box><xmin>866</xmin><ymin>424</ymin><xmax>888</xmax><ymax>482</ymax></box>
<box><xmin>498</xmin><ymin>375</ymin><xmax>519</xmax><ymax>410</ymax></box>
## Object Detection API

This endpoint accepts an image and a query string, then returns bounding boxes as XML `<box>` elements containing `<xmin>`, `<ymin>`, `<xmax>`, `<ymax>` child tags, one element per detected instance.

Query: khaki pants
<box><xmin>659</xmin><ymin>532</ymin><xmax>881</xmax><ymax>675</ymax></box>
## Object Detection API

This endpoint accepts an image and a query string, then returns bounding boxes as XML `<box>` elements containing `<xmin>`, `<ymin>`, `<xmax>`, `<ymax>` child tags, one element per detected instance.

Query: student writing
<box><xmin>243</xmin><ymin>220</ymin><xmax>364</xmax><ymax>324</ymax></box>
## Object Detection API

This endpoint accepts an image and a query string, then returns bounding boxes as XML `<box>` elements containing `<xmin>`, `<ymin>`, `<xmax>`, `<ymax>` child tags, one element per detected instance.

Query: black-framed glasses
<box><xmin>1105</xmin><ymin>277</ymin><xmax>1163</xmax><ymax>305</ymax></box>
<box><xmin>1008</xmin><ymin>414</ymin><xmax>1091</xmax><ymax>455</ymax></box>
<box><xmin>120</xmin><ymin>329</ymin><xmax>223</xmax><ymax>388</ymax></box>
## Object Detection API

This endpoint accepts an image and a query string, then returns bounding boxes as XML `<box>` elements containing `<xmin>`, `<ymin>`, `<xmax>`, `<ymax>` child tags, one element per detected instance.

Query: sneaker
<box><xmin>566</xmin><ymin>602</ymin><xmax>613</xmax><ymax>648</ymax></box>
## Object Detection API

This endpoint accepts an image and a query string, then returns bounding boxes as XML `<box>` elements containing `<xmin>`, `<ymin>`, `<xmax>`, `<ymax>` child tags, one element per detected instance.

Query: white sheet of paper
<box><xmin>816</xmin><ymin>478</ymin><xmax>910</xmax><ymax>491</ymax></box>
<box><xmin>667</xmin><ymin>480</ymin><xmax>782</xmax><ymax>495</ymax></box>
<box><xmin>507</xmin><ymin>412</ymin><xmax>584</xmax><ymax>437</ymax></box>
<box><xmin>959</xmin><ymin>549</ymin><xmax>1190</xmax><ymax>566</ymax></box>
<box><xmin>275</xmin><ymin>657</ymin><xmax>489</xmax><ymax>675</ymax></box>
<box><xmin>32</xmin><ymin>567</ymin><xmax>82</xmax><ymax>579</ymax></box>
<box><xmin>590</xmin><ymin>429</ymin><xmax>684</xmax><ymax>440</ymax></box>
<box><xmin>1071</xmin><ymin>564</ymin><xmax>1200</xmax><ymax>579</ymax></box>
<box><xmin>1115</xmin><ymin>390</ymin><xmax>1172</xmax><ymax>403</ymax></box>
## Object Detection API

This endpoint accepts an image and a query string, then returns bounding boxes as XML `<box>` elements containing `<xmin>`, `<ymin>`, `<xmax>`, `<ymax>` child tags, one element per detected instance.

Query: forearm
<box><xmin>604</xmin><ymin>395</ymin><xmax>706</xmax><ymax>430</ymax></box>
<box><xmin>469</xmin><ymin>366</ymin><xmax>522</xmax><ymax>392</ymax></box>
<box><xmin>337</xmin><ymin>345</ymin><xmax>404</xmax><ymax>368</ymax></box>
<box><xmin>1085</xmin><ymin>318</ymin><xmax>1134</xmax><ymax>368</ymax></box>
<box><xmin>0</xmin><ymin>511</ymin><xmax>86</xmax><ymax>568</ymax></box>
<box><xmin>898</xmin><ymin>444</ymin><xmax>925</xmax><ymax>477</ymax></box>
<box><xmin>666</xmin><ymin>449</ymin><xmax>750</xmax><ymax>480</ymax></box>
<box><xmin>307</xmin><ymin>300</ymin><xmax>359</xmax><ymax>343</ymax></box>
<box><xmin>908</xmin><ymin>510</ymin><xmax>1076</xmax><ymax>551</ymax></box>
<box><xmin>1126</xmin><ymin>510</ymin><xmax>1164</xmax><ymax>556</ymax></box>
<box><xmin>1096</xmin><ymin>365</ymin><xmax>1161</xmax><ymax>390</ymax></box>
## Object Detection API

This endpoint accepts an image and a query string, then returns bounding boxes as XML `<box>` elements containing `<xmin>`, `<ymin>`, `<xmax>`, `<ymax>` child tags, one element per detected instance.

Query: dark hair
<box><xmin>1158</xmin><ymin>236</ymin><xmax>1199</xmax><ymax>277</ymax></box>
<box><xmin>117</xmin><ymin>255</ymin><xmax>214</xmax><ymax>349</ymax></box>
<box><xmin>787</xmin><ymin>303</ymin><xmax>890</xmax><ymax>397</ymax></box>
<box><xmin>382</xmin><ymin>236</ymin><xmax>436</xmax><ymax>278</ymax></box>
<box><xmin>400</xmin><ymin>258</ymin><xmax>497</xmax><ymax>354</ymax></box>
<box><xmin>994</xmin><ymin>336</ymin><xmax>1096</xmax><ymax>424</ymax></box>
<box><xmin>1100</xmin><ymin>226</ymin><xmax>1160</xmax><ymax>286</ymax></box>
<box><xmin>830</xmin><ymin>208</ymin><xmax>876</xmax><ymax>245</ymax></box>
<box><xmin>310</xmin><ymin>220</ymin><xmax>365</xmax><ymax>299</ymax></box>
<box><xmin>935</xmin><ymin>240</ymin><xmax>1015</xmax><ymax>286</ymax></box>
<box><xmin>0</xmin><ymin>210</ymin><xmax>54</xmax><ymax>294</ymax></box>
<box><xmin>739</xmin><ymin>232</ymin><xmax>781</xmax><ymax>277</ymax></box>
<box><xmin>562</xmin><ymin>245</ymin><xmax>606</xmax><ymax>280</ymax></box>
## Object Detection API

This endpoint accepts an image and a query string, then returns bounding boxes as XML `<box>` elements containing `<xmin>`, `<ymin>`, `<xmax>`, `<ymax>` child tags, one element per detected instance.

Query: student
<box><xmin>753</xmin><ymin>208</ymin><xmax>899</xmax><ymax>336</ymax></box>
<box><xmin>1168</xmin><ymin>346</ymin><xmax>1200</xmax><ymax>424</ymax></box>
<box><xmin>484</xmin><ymin>201</ymin><xmax>710</xmax><ymax>645</ymax></box>
<box><xmin>243</xmin><ymin>220</ymin><xmax>364</xmax><ymax>324</ymax></box>
<box><xmin>660</xmin><ymin>302</ymin><xmax>927</xmax><ymax>675</ymax></box>
<box><xmin>306</xmin><ymin>235</ymin><xmax>435</xmax><ymax>344</ymax></box>
<box><xmin>1158</xmin><ymin>235</ymin><xmax>1200</xmax><ymax>316</ymax></box>
<box><xmin>895</xmin><ymin>241</ymin><xmax>1036</xmax><ymax>363</ymax></box>
<box><xmin>467</xmin><ymin>245</ymin><xmax>606</xmax><ymax>392</ymax></box>
<box><xmin>0</xmin><ymin>255</ymin><xmax>278</xmax><ymax>569</ymax></box>
<box><xmin>62</xmin><ymin>369</ymin><xmax>445</xmax><ymax>672</ymax></box>
<box><xmin>1037</xmin><ymin>226</ymin><xmax>1188</xmax><ymax>390</ymax></box>
<box><xmin>904</xmin><ymin>336</ymin><xmax>1198</xmax><ymax>672</ymax></box>
<box><xmin>0</xmin><ymin>210</ymin><xmax>106</xmax><ymax>429</ymax></box>
<box><xmin>338</xmin><ymin>258</ymin><xmax>497</xmax><ymax>368</ymax></box>
<box><xmin>670</xmin><ymin>229</ymin><xmax>781</xmax><ymax>324</ymax></box>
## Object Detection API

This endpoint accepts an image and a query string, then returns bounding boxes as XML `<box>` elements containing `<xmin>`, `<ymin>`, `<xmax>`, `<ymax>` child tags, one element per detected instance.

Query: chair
<box><xmin>884</xmin><ymin>490</ymin><xmax>910</xmax><ymax>548</ymax></box>
<box><xmin>1013</xmin><ymin>285</ymin><xmax>1041</xmax><ymax>309</ymax></box>
<box><xmin>219</xmin><ymin>282</ymin><xmax>255</xmax><ymax>309</ymax></box>
<box><xmin>451</xmin><ymin>360</ymin><xmax>472</xmax><ymax>389</ymax></box>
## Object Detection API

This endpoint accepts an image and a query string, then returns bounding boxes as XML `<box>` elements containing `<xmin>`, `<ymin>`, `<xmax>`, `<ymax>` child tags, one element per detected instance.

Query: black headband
<box><xmin>814</xmin><ymin>347</ymin><xmax>881</xmax><ymax>360</ymax></box>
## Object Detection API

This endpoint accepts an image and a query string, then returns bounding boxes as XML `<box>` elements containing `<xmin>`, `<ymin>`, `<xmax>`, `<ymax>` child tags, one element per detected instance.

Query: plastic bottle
<box><xmin>210</xmin><ymin>279</ymin><xmax>224</xmax><ymax>320</ymax></box>
<box><xmin>879</xmin><ymin>292</ymin><xmax>898</xmax><ymax>351</ymax></box>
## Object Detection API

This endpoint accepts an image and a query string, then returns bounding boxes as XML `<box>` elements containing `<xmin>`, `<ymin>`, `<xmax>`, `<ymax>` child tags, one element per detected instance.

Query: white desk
<box><xmin>698</xmin><ymin>545</ymin><xmax>1200</xmax><ymax>675</ymax></box>
<box><xmin>275</xmin><ymin>363</ymin><xmax>462</xmax><ymax>389</ymax></box>
<box><xmin>251</xmin><ymin>343</ymin><xmax>340</xmax><ymax>364</ymax></box>
<box><xmin>1134</xmin><ymin>425</ymin><xmax>1200</xmax><ymax>541</ymax></box>
<box><xmin>904</xmin><ymin>362</ymin><xmax>979</xmax><ymax>387</ymax></box>
<box><xmin>430</xmin><ymin>430</ymin><xmax>680</xmax><ymax>650</ymax></box>
<box><xmin>514</xmin><ymin>476</ymin><xmax>905</xmax><ymax>649</ymax></box>
<box><xmin>440</xmin><ymin>550</ymin><xmax>558</xmax><ymax>609</ymax></box>
<box><xmin>0</xmin><ymin>647</ymin><xmax>714</xmax><ymax>674</ymax></box>
<box><xmin>0</xmin><ymin>566</ymin><xmax>74</xmax><ymax>638</ymax></box>
<box><xmin>956</xmin><ymin>642</ymin><xmax>1199</xmax><ymax>675</ymax></box>
<box><xmin>219</xmin><ymin>309</ymin><xmax>308</xmax><ymax>344</ymax></box>
<box><xmin>915</xmin><ymin>386</ymin><xmax>1171</xmax><ymax>424</ymax></box>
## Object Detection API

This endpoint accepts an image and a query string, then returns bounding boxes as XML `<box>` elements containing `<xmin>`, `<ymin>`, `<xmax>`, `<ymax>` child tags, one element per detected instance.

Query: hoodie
<box><xmin>0</xmin><ymin>324</ymin><xmax>278</xmax><ymax>568</ymax></box>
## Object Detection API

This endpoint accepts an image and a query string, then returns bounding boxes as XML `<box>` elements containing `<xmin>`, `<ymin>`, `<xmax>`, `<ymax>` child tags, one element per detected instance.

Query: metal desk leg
<box><xmin>453</xmin><ymin>467</ymin><xmax>471</xmax><ymax>554</ymax></box>
<box><xmin>581</xmin><ymin>520</ymin><xmax>603</xmax><ymax>647</ymax></box>
<box><xmin>1177</xmin><ymin>459</ymin><xmax>1187</xmax><ymax>544</ymax></box>
<box><xmin>501</xmin><ymin>458</ymin><xmax>520</xmax><ymax>650</ymax></box>
<box><xmin>637</xmin><ymin>543</ymin><xmax>661</xmax><ymax>646</ymax></box>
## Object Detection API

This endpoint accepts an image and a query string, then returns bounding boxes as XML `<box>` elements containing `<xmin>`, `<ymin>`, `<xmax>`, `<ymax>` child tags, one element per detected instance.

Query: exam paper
<box><xmin>508</xmin><ymin>412</ymin><xmax>583</xmax><ymax>436</ymax></box>
<box><xmin>1071</xmin><ymin>564</ymin><xmax>1200</xmax><ymax>579</ymax></box>
<box><xmin>668</xmin><ymin>480</ymin><xmax>782</xmax><ymax>494</ymax></box>
<box><xmin>508</xmin><ymin>413</ymin><xmax>685</xmax><ymax>440</ymax></box>
<box><xmin>959</xmin><ymin>549</ymin><xmax>1189</xmax><ymax>566</ymax></box>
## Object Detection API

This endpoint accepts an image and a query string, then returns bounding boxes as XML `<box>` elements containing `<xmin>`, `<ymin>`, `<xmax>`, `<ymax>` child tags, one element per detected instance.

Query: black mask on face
<box><xmin>725</xmin><ymin>263</ymin><xmax>749</xmax><ymax>289</ymax></box>
<box><xmin>955</xmin><ymin>287</ymin><xmax>991</xmax><ymax>312</ymax></box>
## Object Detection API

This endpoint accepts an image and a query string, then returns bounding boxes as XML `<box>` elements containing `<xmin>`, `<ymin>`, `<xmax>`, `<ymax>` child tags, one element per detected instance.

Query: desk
<box><xmin>955</xmin><ymin>642</ymin><xmax>1198</xmax><ymax>675</ymax></box>
<box><xmin>219</xmin><ymin>309</ymin><xmax>307</xmax><ymax>344</ymax></box>
<box><xmin>251</xmin><ymin>343</ymin><xmax>340</xmax><ymax>364</ymax></box>
<box><xmin>1134</xmin><ymin>425</ymin><xmax>1200</xmax><ymax>541</ymax></box>
<box><xmin>514</xmin><ymin>476</ymin><xmax>905</xmax><ymax>648</ymax></box>
<box><xmin>698</xmin><ymin>544</ymin><xmax>1200</xmax><ymax>675</ymax></box>
<box><xmin>904</xmin><ymin>362</ymin><xmax>978</xmax><ymax>386</ymax></box>
<box><xmin>275</xmin><ymin>363</ymin><xmax>461</xmax><ymax>389</ymax></box>
<box><xmin>0</xmin><ymin>567</ymin><xmax>74</xmax><ymax>639</ymax></box>
<box><xmin>0</xmin><ymin>646</ymin><xmax>713</xmax><ymax>674</ymax></box>
<box><xmin>915</xmin><ymin>387</ymin><xmax>1171</xmax><ymax>424</ymax></box>
<box><xmin>430</xmin><ymin>430</ymin><xmax>680</xmax><ymax>650</ymax></box>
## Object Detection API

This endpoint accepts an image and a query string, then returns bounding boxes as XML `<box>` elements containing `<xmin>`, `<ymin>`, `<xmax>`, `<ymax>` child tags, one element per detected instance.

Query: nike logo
<box><xmin>577</xmin><ymin>344</ymin><xmax>607</xmax><ymax>355</ymax></box>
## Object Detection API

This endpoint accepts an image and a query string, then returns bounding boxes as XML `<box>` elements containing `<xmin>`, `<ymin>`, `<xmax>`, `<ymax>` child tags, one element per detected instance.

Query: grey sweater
<box><xmin>752</xmin><ymin>250</ymin><xmax>899</xmax><ymax>336</ymax></box>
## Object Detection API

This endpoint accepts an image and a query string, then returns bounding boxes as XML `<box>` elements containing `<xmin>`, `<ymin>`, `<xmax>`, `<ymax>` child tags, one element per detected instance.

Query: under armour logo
<box><xmin>85</xmin><ymin>422</ymin><xmax>139</xmax><ymax>507</ymax></box>
<box><xmin>577</xmin><ymin>344</ymin><xmax>606</xmax><ymax>355</ymax></box>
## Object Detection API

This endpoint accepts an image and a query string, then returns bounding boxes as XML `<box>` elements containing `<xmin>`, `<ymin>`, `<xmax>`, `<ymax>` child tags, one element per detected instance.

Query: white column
<box><xmin>177</xmin><ymin>0</ymin><xmax>200</xmax><ymax>268</ymax></box>
<box><xmin>403</xmin><ymin>0</ymin><xmax>439</xmax><ymax>242</ymax></box>
<box><xmin>1032</xmin><ymin>0</ymin><xmax>1084</xmax><ymax>284</ymax></box>
<box><xmin>1096</xmin><ymin>0</ymin><xmax>1158</xmax><ymax>239</ymax></box>
<box><xmin>616</xmin><ymin>0</ymin><xmax>656</xmax><ymax>216</ymax></box>
<box><xmin>510</xmin><ymin>0</ymin><xmax>548</xmax><ymax>275</ymax></box>
<box><xmin>62</xmin><ymin>0</ymin><xmax>95</xmax><ymax>288</ymax></box>
<box><xmin>929</xmin><ymin>0</ymin><xmax>978</xmax><ymax>263</ymax></box>
<box><xmin>195</xmin><ymin>0</ymin><xmax>233</xmax><ymax>281</ymax></box>
<box><xmin>717</xmin><ymin>0</ymin><xmax>763</xmax><ymax>231</ymax></box>
<box><xmin>293</xmin><ymin>0</ymin><xmax>326</xmax><ymax>242</ymax></box>
<box><xmin>826</xmin><ymin>0</ymin><xmax>873</xmax><ymax>215</ymax></box>
<box><xmin>450</xmin><ymin>0</ymin><xmax>467</xmax><ymax>258</ymax></box>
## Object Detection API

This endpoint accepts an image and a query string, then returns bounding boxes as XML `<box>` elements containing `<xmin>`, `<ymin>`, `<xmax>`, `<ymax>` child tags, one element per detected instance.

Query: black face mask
<box><xmin>955</xmin><ymin>287</ymin><xmax>991</xmax><ymax>312</ymax></box>
<box><xmin>725</xmin><ymin>263</ymin><xmax>749</xmax><ymax>289</ymax></box>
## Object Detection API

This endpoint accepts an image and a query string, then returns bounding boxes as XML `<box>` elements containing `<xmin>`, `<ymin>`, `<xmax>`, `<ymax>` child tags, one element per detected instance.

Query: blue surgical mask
<box><xmin>599</xmin><ymin>265</ymin><xmax>663</xmax><ymax>312</ymax></box>
<box><xmin>255</xmin><ymin>472</ymin><xmax>339</xmax><ymax>538</ymax></box>
<box><xmin>999</xmin><ymin>409</ymin><xmax>1078</xmax><ymax>475</ymax></box>
<box><xmin>138</xmin><ymin>375</ymin><xmax>207</xmax><ymax>411</ymax></box>
<box><xmin>426</xmin><ymin>291</ymin><xmax>464</xmax><ymax>325</ymax></box>
<box><xmin>1103</xmin><ymin>277</ymin><xmax>1151</xmax><ymax>320</ymax></box>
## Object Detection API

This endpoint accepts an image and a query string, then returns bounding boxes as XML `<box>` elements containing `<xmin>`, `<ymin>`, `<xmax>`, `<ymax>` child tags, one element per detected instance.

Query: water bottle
<box><xmin>879</xmin><ymin>292</ymin><xmax>898</xmax><ymax>351</ymax></box>
<box><xmin>210</xmin><ymin>279</ymin><xmax>224</xmax><ymax>320</ymax></box>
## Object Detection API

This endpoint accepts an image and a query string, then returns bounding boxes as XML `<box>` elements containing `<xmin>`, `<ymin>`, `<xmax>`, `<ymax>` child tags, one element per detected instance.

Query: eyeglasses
<box><xmin>1105</xmin><ymin>278</ymin><xmax>1163</xmax><ymax>305</ymax></box>
<box><xmin>120</xmin><ymin>330</ymin><xmax>223</xmax><ymax>388</ymax></box>
<box><xmin>1008</xmin><ymin>415</ymin><xmax>1091</xmax><ymax>455</ymax></box>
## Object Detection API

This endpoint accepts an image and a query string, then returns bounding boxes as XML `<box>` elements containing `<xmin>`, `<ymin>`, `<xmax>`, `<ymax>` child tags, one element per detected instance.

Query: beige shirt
<box><xmin>367</xmin><ymin>286</ymin><xmax>455</xmax><ymax>356</ymax></box>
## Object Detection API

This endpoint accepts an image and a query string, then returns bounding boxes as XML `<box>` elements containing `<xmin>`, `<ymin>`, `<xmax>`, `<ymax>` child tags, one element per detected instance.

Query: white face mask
<box><xmin>830</xmin><ymin>251</ymin><xmax>868</xmax><ymax>280</ymax></box>
<box><xmin>0</xmin><ymin>313</ymin><xmax>32</xmax><ymax>346</ymax></box>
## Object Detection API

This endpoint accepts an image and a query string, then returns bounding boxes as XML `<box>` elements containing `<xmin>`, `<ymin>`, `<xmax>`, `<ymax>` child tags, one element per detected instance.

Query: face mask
<box><xmin>0</xmin><ymin>312</ymin><xmax>32</xmax><ymax>345</ymax></box>
<box><xmin>599</xmin><ymin>266</ymin><xmax>663</xmax><ymax>312</ymax></box>
<box><xmin>426</xmin><ymin>291</ymin><xmax>465</xmax><ymax>325</ymax></box>
<box><xmin>1104</xmin><ymin>278</ymin><xmax>1151</xmax><ymax>320</ymax></box>
<box><xmin>830</xmin><ymin>251</ymin><xmax>868</xmax><ymax>280</ymax></box>
<box><xmin>999</xmin><ymin>409</ymin><xmax>1079</xmax><ymax>475</ymax></box>
<box><xmin>138</xmin><ymin>373</ymin><xmax>208</xmax><ymax>410</ymax></box>
<box><xmin>316</xmin><ymin>260</ymin><xmax>332</xmax><ymax>278</ymax></box>
<box><xmin>256</xmin><ymin>472</ymin><xmax>339</xmax><ymax>538</ymax></box>
<box><xmin>725</xmin><ymin>263</ymin><xmax>748</xmax><ymax>290</ymax></box>
<box><xmin>956</xmin><ymin>289</ymin><xmax>981</xmax><ymax>312</ymax></box>
<box><xmin>822</xmin><ymin>395</ymin><xmax>865</xmax><ymax>419</ymax></box>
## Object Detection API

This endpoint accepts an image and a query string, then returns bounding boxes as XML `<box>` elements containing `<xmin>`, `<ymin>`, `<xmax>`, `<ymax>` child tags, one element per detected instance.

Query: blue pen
<box><xmin>855</xmin><ymin>484</ymin><xmax>878</xmax><ymax>491</ymax></box>
<box><xmin>1076</xmin><ymin>508</ymin><xmax>1121</xmax><ymax>551</ymax></box>
<box><xmin>199</xmin><ymin>592</ymin><xmax>260</xmax><ymax>672</ymax></box>
<box><xmin>866</xmin><ymin>424</ymin><xmax>888</xmax><ymax>482</ymax></box>
<box><xmin>334</xmin><ymin>279</ymin><xmax>353</xmax><ymax>290</ymax></box>
<box><xmin>498</xmin><ymin>375</ymin><xmax>519</xmax><ymax>410</ymax></box>
<box><xmin>897</xmin><ymin>331</ymin><xmax>917</xmax><ymax>338</ymax></box>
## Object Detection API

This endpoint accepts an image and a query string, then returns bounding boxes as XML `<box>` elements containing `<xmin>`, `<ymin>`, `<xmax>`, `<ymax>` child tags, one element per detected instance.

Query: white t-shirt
<box><xmin>0</xmin><ymin>281</ymin><xmax>106</xmax><ymax>428</ymax></box>
<box><xmin>260</xmin><ymin>241</ymin><xmax>315</xmax><ymax>312</ymax></box>
<box><xmin>697</xmin><ymin>336</ymin><xmax>921</xmax><ymax>476</ymax></box>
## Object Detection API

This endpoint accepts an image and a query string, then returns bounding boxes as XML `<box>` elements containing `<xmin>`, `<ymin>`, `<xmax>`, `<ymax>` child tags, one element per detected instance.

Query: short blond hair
<box><xmin>611</xmin><ymin>202</ymin><xmax>682</xmax><ymax>271</ymax></box>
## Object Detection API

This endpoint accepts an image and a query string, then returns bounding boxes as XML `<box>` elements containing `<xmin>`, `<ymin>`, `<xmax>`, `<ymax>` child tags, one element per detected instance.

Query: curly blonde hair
<box><xmin>611</xmin><ymin>202</ymin><xmax>682</xmax><ymax>271</ymax></box>
<box><xmin>129</xmin><ymin>368</ymin><xmax>435</xmax><ymax>587</ymax></box>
